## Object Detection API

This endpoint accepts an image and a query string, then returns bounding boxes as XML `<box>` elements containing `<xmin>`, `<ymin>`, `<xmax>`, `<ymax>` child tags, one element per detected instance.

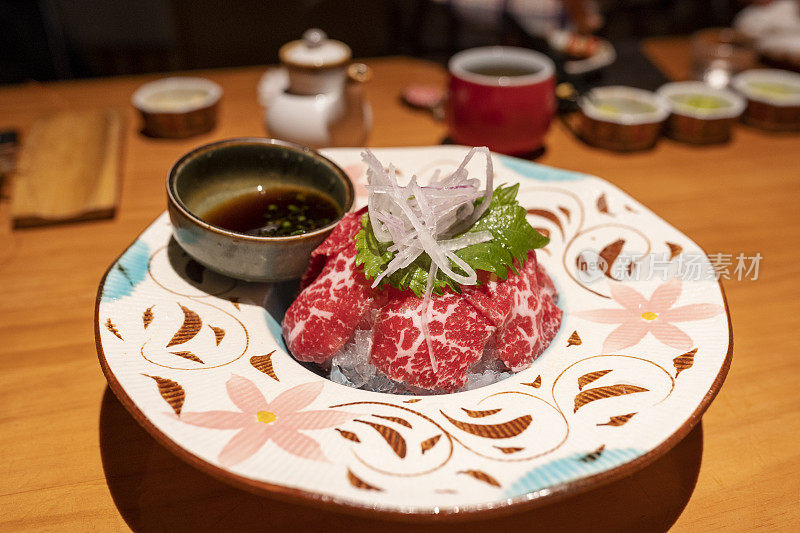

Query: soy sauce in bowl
<box><xmin>167</xmin><ymin>138</ymin><xmax>354</xmax><ymax>282</ymax></box>
<box><xmin>202</xmin><ymin>186</ymin><xmax>341</xmax><ymax>237</ymax></box>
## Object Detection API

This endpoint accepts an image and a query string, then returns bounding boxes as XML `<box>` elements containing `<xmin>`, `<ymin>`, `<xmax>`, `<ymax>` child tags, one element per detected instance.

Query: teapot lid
<box><xmin>279</xmin><ymin>29</ymin><xmax>351</xmax><ymax>70</ymax></box>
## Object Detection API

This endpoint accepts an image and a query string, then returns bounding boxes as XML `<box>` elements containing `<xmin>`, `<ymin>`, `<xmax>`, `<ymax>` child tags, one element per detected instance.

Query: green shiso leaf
<box><xmin>354</xmin><ymin>183</ymin><xmax>549</xmax><ymax>297</ymax></box>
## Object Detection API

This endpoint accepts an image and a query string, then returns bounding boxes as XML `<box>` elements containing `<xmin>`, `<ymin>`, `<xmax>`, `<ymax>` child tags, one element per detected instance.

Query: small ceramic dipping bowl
<box><xmin>732</xmin><ymin>69</ymin><xmax>800</xmax><ymax>131</ymax></box>
<box><xmin>578</xmin><ymin>86</ymin><xmax>670</xmax><ymax>151</ymax></box>
<box><xmin>132</xmin><ymin>77</ymin><xmax>222</xmax><ymax>138</ymax></box>
<box><xmin>167</xmin><ymin>138</ymin><xmax>354</xmax><ymax>282</ymax></box>
<box><xmin>657</xmin><ymin>81</ymin><xmax>745</xmax><ymax>144</ymax></box>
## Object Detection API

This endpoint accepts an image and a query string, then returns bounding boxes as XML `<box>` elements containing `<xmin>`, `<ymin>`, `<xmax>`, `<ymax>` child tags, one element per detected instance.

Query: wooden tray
<box><xmin>12</xmin><ymin>108</ymin><xmax>123</xmax><ymax>228</ymax></box>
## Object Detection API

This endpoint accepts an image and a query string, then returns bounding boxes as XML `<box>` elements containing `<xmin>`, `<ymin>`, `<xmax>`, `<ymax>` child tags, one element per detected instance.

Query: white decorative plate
<box><xmin>96</xmin><ymin>146</ymin><xmax>731</xmax><ymax>518</ymax></box>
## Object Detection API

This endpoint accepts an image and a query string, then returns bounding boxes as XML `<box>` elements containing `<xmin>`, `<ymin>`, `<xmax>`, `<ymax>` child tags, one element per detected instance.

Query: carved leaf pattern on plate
<box><xmin>523</xmin><ymin>375</ymin><xmax>543</xmax><ymax>388</ymax></box>
<box><xmin>526</xmin><ymin>208</ymin><xmax>564</xmax><ymax>238</ymax></box>
<box><xmin>457</xmin><ymin>470</ymin><xmax>501</xmax><ymax>488</ymax></box>
<box><xmin>209</xmin><ymin>325</ymin><xmax>225</xmax><ymax>346</ymax></box>
<box><xmin>578</xmin><ymin>369</ymin><xmax>613</xmax><ymax>391</ymax></box>
<box><xmin>461</xmin><ymin>408</ymin><xmax>502</xmax><ymax>418</ymax></box>
<box><xmin>674</xmin><ymin>348</ymin><xmax>697</xmax><ymax>377</ymax></box>
<box><xmin>144</xmin><ymin>374</ymin><xmax>185</xmax><ymax>415</ymax></box>
<box><xmin>597</xmin><ymin>413</ymin><xmax>637</xmax><ymax>427</ymax></box>
<box><xmin>441</xmin><ymin>412</ymin><xmax>532</xmax><ymax>439</ymax></box>
<box><xmin>494</xmin><ymin>446</ymin><xmax>525</xmax><ymax>454</ymax></box>
<box><xmin>421</xmin><ymin>434</ymin><xmax>441</xmax><ymax>454</ymax></box>
<box><xmin>567</xmin><ymin>330</ymin><xmax>582</xmax><ymax>347</ymax></box>
<box><xmin>574</xmin><ymin>384</ymin><xmax>649</xmax><ymax>413</ymax></box>
<box><xmin>347</xmin><ymin>469</ymin><xmax>382</xmax><ymax>491</ymax></box>
<box><xmin>336</xmin><ymin>429</ymin><xmax>361</xmax><ymax>443</ymax></box>
<box><xmin>170</xmin><ymin>350</ymin><xmax>204</xmax><ymax>364</ymax></box>
<box><xmin>597</xmin><ymin>193</ymin><xmax>611</xmax><ymax>215</ymax></box>
<box><xmin>580</xmin><ymin>444</ymin><xmax>606</xmax><ymax>462</ymax></box>
<box><xmin>166</xmin><ymin>305</ymin><xmax>202</xmax><ymax>347</ymax></box>
<box><xmin>142</xmin><ymin>306</ymin><xmax>154</xmax><ymax>329</ymax></box>
<box><xmin>372</xmin><ymin>415</ymin><xmax>412</xmax><ymax>428</ymax></box>
<box><xmin>250</xmin><ymin>352</ymin><xmax>278</xmax><ymax>381</ymax></box>
<box><xmin>666</xmin><ymin>242</ymin><xmax>683</xmax><ymax>260</ymax></box>
<box><xmin>105</xmin><ymin>318</ymin><xmax>123</xmax><ymax>340</ymax></box>
<box><xmin>354</xmin><ymin>420</ymin><xmax>407</xmax><ymax>458</ymax></box>
<box><xmin>598</xmin><ymin>239</ymin><xmax>625</xmax><ymax>280</ymax></box>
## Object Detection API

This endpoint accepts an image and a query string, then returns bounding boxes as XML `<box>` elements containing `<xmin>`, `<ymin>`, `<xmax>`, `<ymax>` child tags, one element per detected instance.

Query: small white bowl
<box><xmin>732</xmin><ymin>69</ymin><xmax>800</xmax><ymax>130</ymax></box>
<box><xmin>657</xmin><ymin>82</ymin><xmax>745</xmax><ymax>144</ymax></box>
<box><xmin>657</xmin><ymin>82</ymin><xmax>745</xmax><ymax>119</ymax></box>
<box><xmin>132</xmin><ymin>77</ymin><xmax>222</xmax><ymax>138</ymax></box>
<box><xmin>577</xmin><ymin>86</ymin><xmax>669</xmax><ymax>151</ymax></box>
<box><xmin>732</xmin><ymin>68</ymin><xmax>800</xmax><ymax>106</ymax></box>
<box><xmin>579</xmin><ymin>86</ymin><xmax>670</xmax><ymax>126</ymax></box>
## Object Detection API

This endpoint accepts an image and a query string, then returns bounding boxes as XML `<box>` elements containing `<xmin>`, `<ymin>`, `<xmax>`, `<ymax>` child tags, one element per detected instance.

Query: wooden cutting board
<box><xmin>11</xmin><ymin>108</ymin><xmax>123</xmax><ymax>228</ymax></box>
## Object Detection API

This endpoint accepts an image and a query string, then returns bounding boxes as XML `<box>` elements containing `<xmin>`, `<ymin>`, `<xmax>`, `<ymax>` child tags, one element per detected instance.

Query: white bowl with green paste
<box><xmin>579</xmin><ymin>86</ymin><xmax>670</xmax><ymax>125</ymax></box>
<box><xmin>577</xmin><ymin>86</ymin><xmax>670</xmax><ymax>151</ymax></box>
<box><xmin>657</xmin><ymin>82</ymin><xmax>745</xmax><ymax>144</ymax></box>
<box><xmin>732</xmin><ymin>69</ymin><xmax>800</xmax><ymax>131</ymax></box>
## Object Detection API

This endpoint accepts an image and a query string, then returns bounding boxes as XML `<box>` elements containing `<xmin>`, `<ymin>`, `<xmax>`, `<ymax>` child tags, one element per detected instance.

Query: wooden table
<box><xmin>1</xmin><ymin>38</ymin><xmax>798</xmax><ymax>531</ymax></box>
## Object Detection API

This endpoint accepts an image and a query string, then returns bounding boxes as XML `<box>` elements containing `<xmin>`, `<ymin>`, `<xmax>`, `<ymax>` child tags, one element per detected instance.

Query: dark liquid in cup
<box><xmin>467</xmin><ymin>63</ymin><xmax>541</xmax><ymax>77</ymax></box>
<box><xmin>202</xmin><ymin>186</ymin><xmax>340</xmax><ymax>237</ymax></box>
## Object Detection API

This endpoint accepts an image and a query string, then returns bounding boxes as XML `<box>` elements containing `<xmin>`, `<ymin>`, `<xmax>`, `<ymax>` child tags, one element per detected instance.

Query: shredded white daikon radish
<box><xmin>361</xmin><ymin>147</ymin><xmax>494</xmax><ymax>373</ymax></box>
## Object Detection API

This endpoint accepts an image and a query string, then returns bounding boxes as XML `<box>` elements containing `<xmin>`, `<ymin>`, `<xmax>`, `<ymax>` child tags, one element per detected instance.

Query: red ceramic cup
<box><xmin>447</xmin><ymin>47</ymin><xmax>556</xmax><ymax>155</ymax></box>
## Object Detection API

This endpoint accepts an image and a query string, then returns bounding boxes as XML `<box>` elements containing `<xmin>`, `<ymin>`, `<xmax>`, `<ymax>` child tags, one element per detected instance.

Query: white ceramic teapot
<box><xmin>262</xmin><ymin>29</ymin><xmax>372</xmax><ymax>148</ymax></box>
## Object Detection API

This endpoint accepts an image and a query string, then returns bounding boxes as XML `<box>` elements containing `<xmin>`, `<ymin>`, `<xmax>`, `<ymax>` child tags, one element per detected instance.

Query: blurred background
<box><xmin>0</xmin><ymin>0</ymin><xmax>742</xmax><ymax>84</ymax></box>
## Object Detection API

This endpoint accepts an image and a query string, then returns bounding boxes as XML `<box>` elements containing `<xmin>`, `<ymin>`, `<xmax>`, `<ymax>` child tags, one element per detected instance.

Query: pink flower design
<box><xmin>344</xmin><ymin>163</ymin><xmax>367</xmax><ymax>198</ymax></box>
<box><xmin>171</xmin><ymin>375</ymin><xmax>351</xmax><ymax>466</ymax></box>
<box><xmin>573</xmin><ymin>278</ymin><xmax>723</xmax><ymax>352</ymax></box>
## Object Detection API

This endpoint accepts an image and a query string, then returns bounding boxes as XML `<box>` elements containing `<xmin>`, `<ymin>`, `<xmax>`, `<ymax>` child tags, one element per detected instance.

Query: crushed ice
<box><xmin>325</xmin><ymin>328</ymin><xmax>513</xmax><ymax>395</ymax></box>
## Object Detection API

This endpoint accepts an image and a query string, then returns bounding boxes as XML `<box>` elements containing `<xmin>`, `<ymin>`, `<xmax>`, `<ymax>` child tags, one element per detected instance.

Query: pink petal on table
<box><xmin>270</xmin><ymin>429</ymin><xmax>329</xmax><ymax>462</ymax></box>
<box><xmin>176</xmin><ymin>410</ymin><xmax>253</xmax><ymax>429</ymax></box>
<box><xmin>280</xmin><ymin>410</ymin><xmax>352</xmax><ymax>430</ymax></box>
<box><xmin>218</xmin><ymin>424</ymin><xmax>271</xmax><ymax>467</ymax></box>
<box><xmin>268</xmin><ymin>382</ymin><xmax>324</xmax><ymax>414</ymax></box>
<box><xmin>226</xmin><ymin>374</ymin><xmax>268</xmax><ymax>414</ymax></box>
<box><xmin>608</xmin><ymin>282</ymin><xmax>647</xmax><ymax>311</ymax></box>
<box><xmin>572</xmin><ymin>308</ymin><xmax>635</xmax><ymax>324</ymax></box>
<box><xmin>602</xmin><ymin>320</ymin><xmax>649</xmax><ymax>352</ymax></box>
<box><xmin>649</xmin><ymin>321</ymin><xmax>693</xmax><ymax>351</ymax></box>
<box><xmin>648</xmin><ymin>277</ymin><xmax>682</xmax><ymax>313</ymax></box>
<box><xmin>660</xmin><ymin>303</ymin><xmax>723</xmax><ymax>323</ymax></box>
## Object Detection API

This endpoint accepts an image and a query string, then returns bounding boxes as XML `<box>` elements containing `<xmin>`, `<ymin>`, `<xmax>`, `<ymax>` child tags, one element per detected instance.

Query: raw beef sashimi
<box><xmin>281</xmin><ymin>148</ymin><xmax>562</xmax><ymax>393</ymax></box>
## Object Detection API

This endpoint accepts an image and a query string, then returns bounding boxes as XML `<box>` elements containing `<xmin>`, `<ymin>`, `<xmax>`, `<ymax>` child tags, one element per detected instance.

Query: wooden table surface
<box><xmin>1</xmin><ymin>38</ymin><xmax>798</xmax><ymax>531</ymax></box>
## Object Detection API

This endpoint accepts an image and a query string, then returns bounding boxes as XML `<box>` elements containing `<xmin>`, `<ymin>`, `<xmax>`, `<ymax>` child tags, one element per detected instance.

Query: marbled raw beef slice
<box><xmin>283</xmin><ymin>210</ymin><xmax>377</xmax><ymax>363</ymax></box>
<box><xmin>370</xmin><ymin>288</ymin><xmax>494</xmax><ymax>391</ymax></box>
<box><xmin>494</xmin><ymin>254</ymin><xmax>562</xmax><ymax>371</ymax></box>
<box><xmin>300</xmin><ymin>208</ymin><xmax>366</xmax><ymax>289</ymax></box>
